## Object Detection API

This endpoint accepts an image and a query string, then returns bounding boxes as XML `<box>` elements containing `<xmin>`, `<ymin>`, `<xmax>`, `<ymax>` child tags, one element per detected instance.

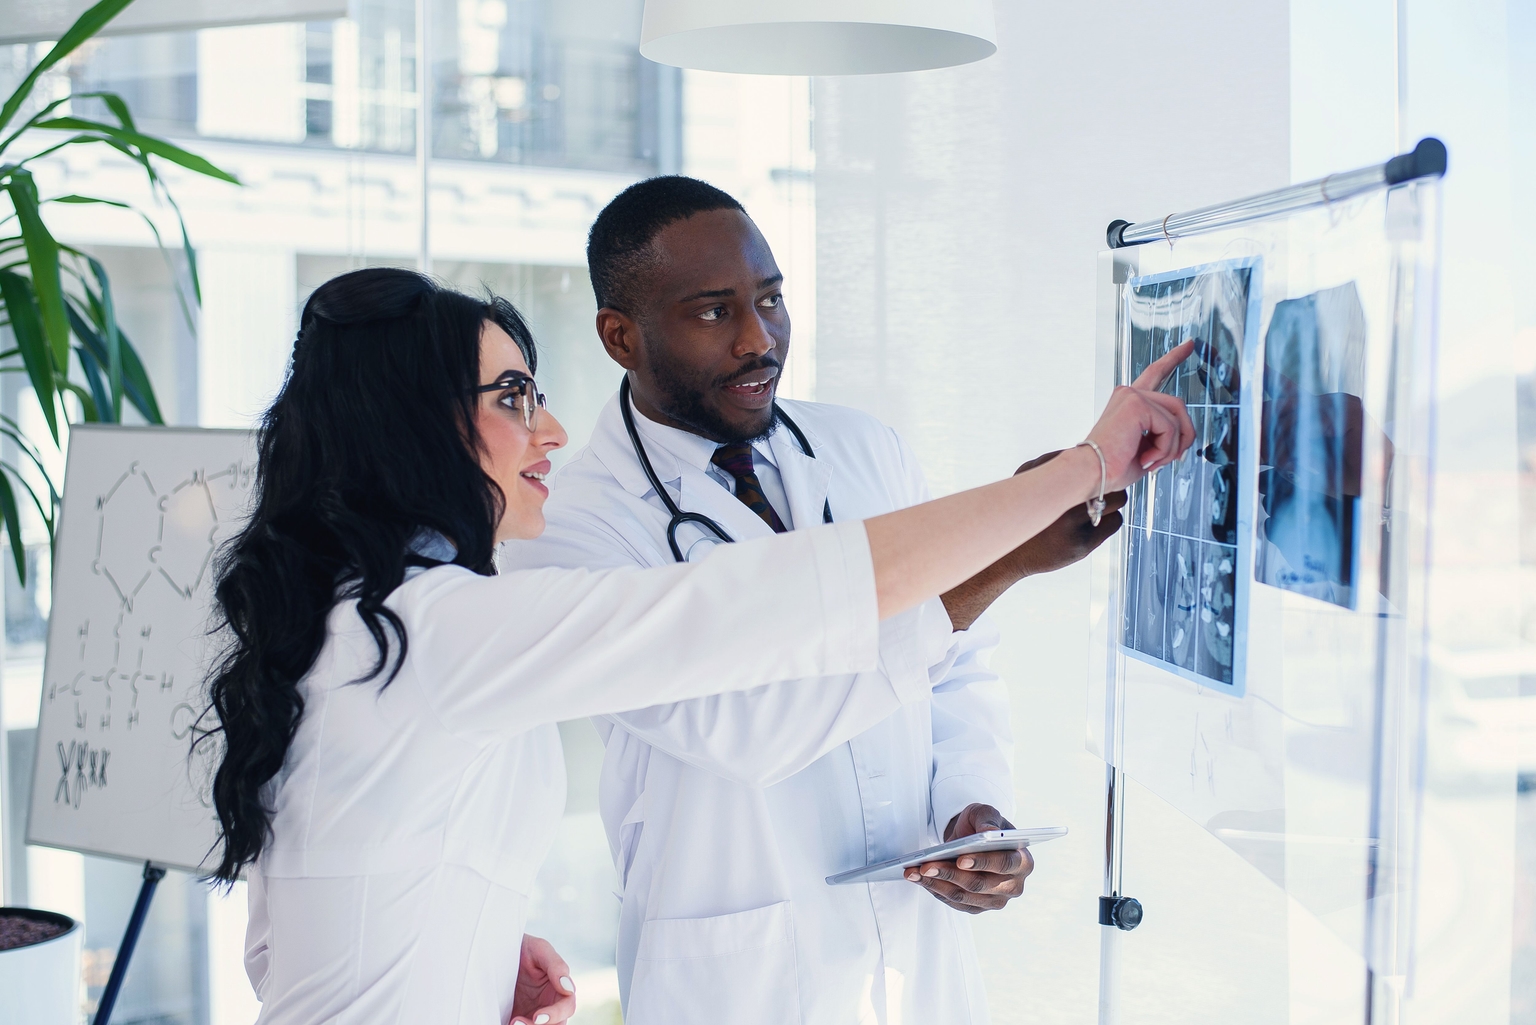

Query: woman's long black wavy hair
<box><xmin>202</xmin><ymin>267</ymin><xmax>536</xmax><ymax>882</ymax></box>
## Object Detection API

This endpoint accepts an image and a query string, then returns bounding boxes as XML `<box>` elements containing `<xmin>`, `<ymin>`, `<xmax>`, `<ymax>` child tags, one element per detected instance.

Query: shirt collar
<box><xmin>628</xmin><ymin>395</ymin><xmax>781</xmax><ymax>478</ymax></box>
<box><xmin>407</xmin><ymin>528</ymin><xmax>458</xmax><ymax>563</ymax></box>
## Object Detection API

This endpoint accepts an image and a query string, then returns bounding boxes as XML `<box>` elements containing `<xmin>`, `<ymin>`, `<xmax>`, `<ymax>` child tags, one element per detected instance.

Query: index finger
<box><xmin>1132</xmin><ymin>339</ymin><xmax>1196</xmax><ymax>392</ymax></box>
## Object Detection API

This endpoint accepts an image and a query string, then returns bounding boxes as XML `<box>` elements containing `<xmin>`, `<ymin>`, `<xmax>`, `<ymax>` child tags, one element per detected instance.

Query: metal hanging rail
<box><xmin>1107</xmin><ymin>137</ymin><xmax>1446</xmax><ymax>249</ymax></box>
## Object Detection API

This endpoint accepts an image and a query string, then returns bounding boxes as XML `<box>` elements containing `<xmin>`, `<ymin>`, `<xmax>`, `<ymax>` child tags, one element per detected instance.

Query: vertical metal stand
<box><xmin>92</xmin><ymin>861</ymin><xmax>165</xmax><ymax>1025</ymax></box>
<box><xmin>1098</xmin><ymin>576</ymin><xmax>1141</xmax><ymax>1025</ymax></box>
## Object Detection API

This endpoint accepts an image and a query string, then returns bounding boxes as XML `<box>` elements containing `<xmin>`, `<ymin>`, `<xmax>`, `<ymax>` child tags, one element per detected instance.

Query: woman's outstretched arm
<box><xmin>866</xmin><ymin>341</ymin><xmax>1196</xmax><ymax>619</ymax></box>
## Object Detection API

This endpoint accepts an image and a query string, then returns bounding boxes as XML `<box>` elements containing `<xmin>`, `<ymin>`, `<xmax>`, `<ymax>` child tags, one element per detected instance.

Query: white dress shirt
<box><xmin>243</xmin><ymin>523</ymin><xmax>881</xmax><ymax>1024</ymax></box>
<box><xmin>502</xmin><ymin>394</ymin><xmax>1014</xmax><ymax>1025</ymax></box>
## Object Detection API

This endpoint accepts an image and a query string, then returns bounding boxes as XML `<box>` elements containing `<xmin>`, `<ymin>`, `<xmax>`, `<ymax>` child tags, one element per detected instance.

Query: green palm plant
<box><xmin>0</xmin><ymin>0</ymin><xmax>238</xmax><ymax>581</ymax></box>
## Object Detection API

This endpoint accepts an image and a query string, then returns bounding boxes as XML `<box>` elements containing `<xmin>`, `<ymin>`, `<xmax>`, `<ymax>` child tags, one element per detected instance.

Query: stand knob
<box><xmin>1099</xmin><ymin>895</ymin><xmax>1143</xmax><ymax>931</ymax></box>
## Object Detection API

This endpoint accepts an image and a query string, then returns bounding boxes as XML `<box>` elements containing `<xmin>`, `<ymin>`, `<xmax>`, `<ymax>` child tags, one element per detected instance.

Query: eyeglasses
<box><xmin>474</xmin><ymin>373</ymin><xmax>547</xmax><ymax>432</ymax></box>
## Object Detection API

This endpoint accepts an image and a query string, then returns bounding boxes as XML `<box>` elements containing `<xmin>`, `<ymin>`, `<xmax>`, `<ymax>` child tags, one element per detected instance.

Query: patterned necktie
<box><xmin>711</xmin><ymin>443</ymin><xmax>787</xmax><ymax>533</ymax></box>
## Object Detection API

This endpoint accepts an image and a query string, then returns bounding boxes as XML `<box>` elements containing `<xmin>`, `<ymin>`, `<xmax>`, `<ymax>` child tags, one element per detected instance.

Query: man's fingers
<box><xmin>1132</xmin><ymin>340</ymin><xmax>1196</xmax><ymax>391</ymax></box>
<box><xmin>1014</xmin><ymin>450</ymin><xmax>1063</xmax><ymax>476</ymax></box>
<box><xmin>913</xmin><ymin>861</ymin><xmax>1022</xmax><ymax>894</ymax></box>
<box><xmin>923</xmin><ymin>877</ymin><xmax>1011</xmax><ymax>912</ymax></box>
<box><xmin>955</xmin><ymin>847</ymin><xmax>1028</xmax><ymax>875</ymax></box>
<box><xmin>1102</xmin><ymin>489</ymin><xmax>1129</xmax><ymax>514</ymax></box>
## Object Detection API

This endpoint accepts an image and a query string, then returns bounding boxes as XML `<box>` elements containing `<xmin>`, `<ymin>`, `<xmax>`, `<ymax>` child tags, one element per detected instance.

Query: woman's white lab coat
<box><xmin>243</xmin><ymin>521</ymin><xmax>880</xmax><ymax>1024</ymax></box>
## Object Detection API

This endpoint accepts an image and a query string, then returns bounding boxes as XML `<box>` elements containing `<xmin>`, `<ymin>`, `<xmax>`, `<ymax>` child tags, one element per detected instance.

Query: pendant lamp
<box><xmin>639</xmin><ymin>0</ymin><xmax>997</xmax><ymax>76</ymax></box>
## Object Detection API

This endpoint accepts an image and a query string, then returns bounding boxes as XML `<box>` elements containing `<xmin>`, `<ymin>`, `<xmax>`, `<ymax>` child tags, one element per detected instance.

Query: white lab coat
<box><xmin>243</xmin><ymin>523</ymin><xmax>880</xmax><ymax>1024</ymax></box>
<box><xmin>502</xmin><ymin>394</ymin><xmax>1014</xmax><ymax>1025</ymax></box>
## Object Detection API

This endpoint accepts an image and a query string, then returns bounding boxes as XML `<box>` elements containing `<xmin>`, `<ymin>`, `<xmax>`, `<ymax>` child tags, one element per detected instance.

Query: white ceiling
<box><xmin>0</xmin><ymin>0</ymin><xmax>350</xmax><ymax>46</ymax></box>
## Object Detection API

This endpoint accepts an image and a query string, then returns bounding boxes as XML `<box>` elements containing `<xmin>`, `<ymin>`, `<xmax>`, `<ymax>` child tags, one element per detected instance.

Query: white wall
<box><xmin>683</xmin><ymin>72</ymin><xmax>817</xmax><ymax>400</ymax></box>
<box><xmin>197</xmin><ymin>24</ymin><xmax>307</xmax><ymax>144</ymax></box>
<box><xmin>814</xmin><ymin>3</ymin><xmax>1293</xmax><ymax>1022</ymax></box>
<box><xmin>198</xmin><ymin>248</ymin><xmax>298</xmax><ymax>429</ymax></box>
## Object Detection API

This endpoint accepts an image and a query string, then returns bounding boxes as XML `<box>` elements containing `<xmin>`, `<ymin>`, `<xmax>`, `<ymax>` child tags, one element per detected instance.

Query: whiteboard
<box><xmin>27</xmin><ymin>425</ymin><xmax>256</xmax><ymax>872</ymax></box>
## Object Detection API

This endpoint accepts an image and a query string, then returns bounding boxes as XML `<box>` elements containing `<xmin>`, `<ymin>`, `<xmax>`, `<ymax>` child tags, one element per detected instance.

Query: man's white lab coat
<box><xmin>503</xmin><ymin>394</ymin><xmax>1014</xmax><ymax>1025</ymax></box>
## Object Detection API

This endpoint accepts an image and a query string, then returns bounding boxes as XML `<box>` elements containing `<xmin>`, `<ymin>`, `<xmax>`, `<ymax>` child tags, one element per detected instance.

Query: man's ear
<box><xmin>596</xmin><ymin>309</ymin><xmax>642</xmax><ymax>370</ymax></box>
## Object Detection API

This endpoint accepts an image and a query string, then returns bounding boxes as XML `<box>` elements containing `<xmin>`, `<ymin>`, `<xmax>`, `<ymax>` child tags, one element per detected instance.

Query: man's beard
<box><xmin>649</xmin><ymin>344</ymin><xmax>781</xmax><ymax>445</ymax></box>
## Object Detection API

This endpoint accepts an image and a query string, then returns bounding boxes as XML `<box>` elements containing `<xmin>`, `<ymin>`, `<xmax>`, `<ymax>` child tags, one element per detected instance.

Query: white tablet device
<box><xmin>825</xmin><ymin>826</ymin><xmax>1068</xmax><ymax>885</ymax></box>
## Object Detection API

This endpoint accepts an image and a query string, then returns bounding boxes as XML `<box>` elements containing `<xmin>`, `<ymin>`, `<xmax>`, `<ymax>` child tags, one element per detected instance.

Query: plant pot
<box><xmin>0</xmin><ymin>907</ymin><xmax>83</xmax><ymax>1024</ymax></box>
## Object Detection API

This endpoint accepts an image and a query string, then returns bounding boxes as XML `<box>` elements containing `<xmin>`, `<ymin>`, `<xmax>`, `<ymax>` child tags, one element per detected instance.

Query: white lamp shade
<box><xmin>640</xmin><ymin>0</ymin><xmax>997</xmax><ymax>75</ymax></box>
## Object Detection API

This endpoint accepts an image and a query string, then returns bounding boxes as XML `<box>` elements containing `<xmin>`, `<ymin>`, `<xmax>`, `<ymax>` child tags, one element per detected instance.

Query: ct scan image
<box><xmin>1119</xmin><ymin>262</ymin><xmax>1252</xmax><ymax>690</ymax></box>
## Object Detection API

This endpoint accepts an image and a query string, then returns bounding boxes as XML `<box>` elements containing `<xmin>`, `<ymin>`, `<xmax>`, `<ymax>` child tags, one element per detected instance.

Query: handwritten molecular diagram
<box><xmin>29</xmin><ymin>428</ymin><xmax>256</xmax><ymax>871</ymax></box>
<box><xmin>46</xmin><ymin>459</ymin><xmax>251</xmax><ymax>809</ymax></box>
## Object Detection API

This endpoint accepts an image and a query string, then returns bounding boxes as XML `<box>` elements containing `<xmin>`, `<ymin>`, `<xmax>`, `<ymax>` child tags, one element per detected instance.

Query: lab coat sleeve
<box><xmin>883</xmin><ymin>426</ymin><xmax>1017</xmax><ymax>831</ymax></box>
<box><xmin>244</xmin><ymin>869</ymin><xmax>271</xmax><ymax>1001</ymax></box>
<box><xmin>602</xmin><ymin>595</ymin><xmax>955</xmax><ymax>787</ymax></box>
<box><xmin>402</xmin><ymin>520</ymin><xmax>881</xmax><ymax>734</ymax></box>
<box><xmin>928</xmin><ymin>611</ymin><xmax>1016</xmax><ymax>832</ymax></box>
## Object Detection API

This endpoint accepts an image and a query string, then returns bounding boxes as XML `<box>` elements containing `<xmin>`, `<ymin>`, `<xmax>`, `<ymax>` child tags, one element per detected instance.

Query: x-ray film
<box><xmin>1119</xmin><ymin>261</ymin><xmax>1259</xmax><ymax>694</ymax></box>
<box><xmin>1256</xmin><ymin>283</ymin><xmax>1371</xmax><ymax>608</ymax></box>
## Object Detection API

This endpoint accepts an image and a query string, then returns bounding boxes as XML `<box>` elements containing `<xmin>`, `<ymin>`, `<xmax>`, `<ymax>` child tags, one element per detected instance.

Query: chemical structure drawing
<box><xmin>43</xmin><ymin>456</ymin><xmax>253</xmax><ymax>809</ymax></box>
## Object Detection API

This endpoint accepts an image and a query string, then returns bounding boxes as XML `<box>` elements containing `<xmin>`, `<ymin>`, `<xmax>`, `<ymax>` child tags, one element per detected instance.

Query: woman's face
<box><xmin>476</xmin><ymin>322</ymin><xmax>568</xmax><ymax>542</ymax></box>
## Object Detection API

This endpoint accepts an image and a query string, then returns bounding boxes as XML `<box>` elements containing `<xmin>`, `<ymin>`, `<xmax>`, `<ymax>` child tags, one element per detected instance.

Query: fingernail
<box><xmin>535</xmin><ymin>1015</ymin><xmax>550</xmax><ymax>1025</ymax></box>
<box><xmin>958</xmin><ymin>857</ymin><xmax>974</xmax><ymax>869</ymax></box>
<box><xmin>922</xmin><ymin>866</ymin><xmax>939</xmax><ymax>877</ymax></box>
<box><xmin>559</xmin><ymin>976</ymin><xmax>574</xmax><ymax>993</ymax></box>
<box><xmin>1142</xmin><ymin>458</ymin><xmax>1156</xmax><ymax>469</ymax></box>
<box><xmin>906</xmin><ymin>870</ymin><xmax>920</xmax><ymax>881</ymax></box>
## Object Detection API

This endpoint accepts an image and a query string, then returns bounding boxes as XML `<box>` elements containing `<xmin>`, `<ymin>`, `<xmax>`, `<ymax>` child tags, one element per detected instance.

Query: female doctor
<box><xmin>204</xmin><ymin>267</ymin><xmax>1193</xmax><ymax>1025</ymax></box>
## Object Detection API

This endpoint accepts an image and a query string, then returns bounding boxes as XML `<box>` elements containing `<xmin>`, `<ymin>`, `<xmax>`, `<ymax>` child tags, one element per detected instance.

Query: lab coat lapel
<box><xmin>586</xmin><ymin>395</ymin><xmax>682</xmax><ymax>501</ymax></box>
<box><xmin>770</xmin><ymin>418</ymin><xmax>834</xmax><ymax>531</ymax></box>
<box><xmin>678</xmin><ymin>465</ymin><xmax>776</xmax><ymax>546</ymax></box>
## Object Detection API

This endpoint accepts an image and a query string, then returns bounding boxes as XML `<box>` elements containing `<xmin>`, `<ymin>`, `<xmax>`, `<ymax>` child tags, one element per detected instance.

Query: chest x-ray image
<box><xmin>1254</xmin><ymin>283</ymin><xmax>1374</xmax><ymax>609</ymax></box>
<box><xmin>1120</xmin><ymin>262</ymin><xmax>1253</xmax><ymax>690</ymax></box>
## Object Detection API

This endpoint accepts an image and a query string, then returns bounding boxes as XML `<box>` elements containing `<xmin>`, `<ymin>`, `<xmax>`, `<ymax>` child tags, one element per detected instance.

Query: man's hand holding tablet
<box><xmin>910</xmin><ymin>804</ymin><xmax>1039</xmax><ymax>914</ymax></box>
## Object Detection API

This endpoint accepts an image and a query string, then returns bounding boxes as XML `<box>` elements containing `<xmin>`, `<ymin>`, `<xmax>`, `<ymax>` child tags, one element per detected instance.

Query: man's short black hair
<box><xmin>587</xmin><ymin>175</ymin><xmax>744</xmax><ymax>314</ymax></box>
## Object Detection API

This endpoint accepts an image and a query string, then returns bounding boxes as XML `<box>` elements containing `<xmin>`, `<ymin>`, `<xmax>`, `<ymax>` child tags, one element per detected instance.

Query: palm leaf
<box><xmin>55</xmin><ymin>379</ymin><xmax>99</xmax><ymax>422</ymax></box>
<box><xmin>0</xmin><ymin>0</ymin><xmax>138</xmax><ymax>137</ymax></box>
<box><xmin>66</xmin><ymin>297</ymin><xmax>160</xmax><ymax>423</ymax></box>
<box><xmin>2</xmin><ymin>463</ymin><xmax>56</xmax><ymax>553</ymax></box>
<box><xmin>6</xmin><ymin>171</ymin><xmax>70</xmax><ymax>370</ymax></box>
<box><xmin>81</xmin><ymin>255</ymin><xmax>122</xmax><ymax>417</ymax></box>
<box><xmin>0</xmin><ymin>270</ymin><xmax>59</xmax><ymax>440</ymax></box>
<box><xmin>0</xmin><ymin>469</ymin><xmax>27</xmax><ymax>580</ymax></box>
<box><xmin>74</xmin><ymin>342</ymin><xmax>114</xmax><ymax>422</ymax></box>
<box><xmin>34</xmin><ymin>117</ymin><xmax>240</xmax><ymax>184</ymax></box>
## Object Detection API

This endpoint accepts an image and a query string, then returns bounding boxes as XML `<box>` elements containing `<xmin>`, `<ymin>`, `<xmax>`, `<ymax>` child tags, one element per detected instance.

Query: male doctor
<box><xmin>502</xmin><ymin>176</ymin><xmax>1125</xmax><ymax>1024</ymax></box>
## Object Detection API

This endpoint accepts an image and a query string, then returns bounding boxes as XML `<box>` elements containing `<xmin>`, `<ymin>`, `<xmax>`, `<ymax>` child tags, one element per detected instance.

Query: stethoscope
<box><xmin>619</xmin><ymin>377</ymin><xmax>832</xmax><ymax>563</ymax></box>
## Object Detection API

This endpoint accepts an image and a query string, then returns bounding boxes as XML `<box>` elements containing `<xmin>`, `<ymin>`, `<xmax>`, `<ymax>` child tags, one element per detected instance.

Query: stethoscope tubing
<box><xmin>618</xmin><ymin>377</ymin><xmax>830</xmax><ymax>563</ymax></box>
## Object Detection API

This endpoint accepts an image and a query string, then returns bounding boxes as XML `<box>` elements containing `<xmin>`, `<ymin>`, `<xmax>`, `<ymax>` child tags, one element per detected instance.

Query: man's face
<box><xmin>621</xmin><ymin>208</ymin><xmax>790</xmax><ymax>443</ymax></box>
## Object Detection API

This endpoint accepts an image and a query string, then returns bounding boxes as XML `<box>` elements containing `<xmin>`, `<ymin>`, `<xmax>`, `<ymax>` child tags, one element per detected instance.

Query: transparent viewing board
<box><xmin>1089</xmin><ymin>180</ymin><xmax>1441</xmax><ymax>979</ymax></box>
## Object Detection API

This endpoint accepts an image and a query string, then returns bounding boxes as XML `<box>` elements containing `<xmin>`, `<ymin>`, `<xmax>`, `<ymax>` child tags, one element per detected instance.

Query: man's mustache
<box><xmin>716</xmin><ymin>359</ymin><xmax>782</xmax><ymax>387</ymax></box>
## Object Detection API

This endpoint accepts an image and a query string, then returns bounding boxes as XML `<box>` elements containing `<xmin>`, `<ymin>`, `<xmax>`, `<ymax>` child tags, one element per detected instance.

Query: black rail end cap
<box><xmin>1106</xmin><ymin>219</ymin><xmax>1131</xmax><ymax>249</ymax></box>
<box><xmin>1385</xmin><ymin>137</ymin><xmax>1448</xmax><ymax>185</ymax></box>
